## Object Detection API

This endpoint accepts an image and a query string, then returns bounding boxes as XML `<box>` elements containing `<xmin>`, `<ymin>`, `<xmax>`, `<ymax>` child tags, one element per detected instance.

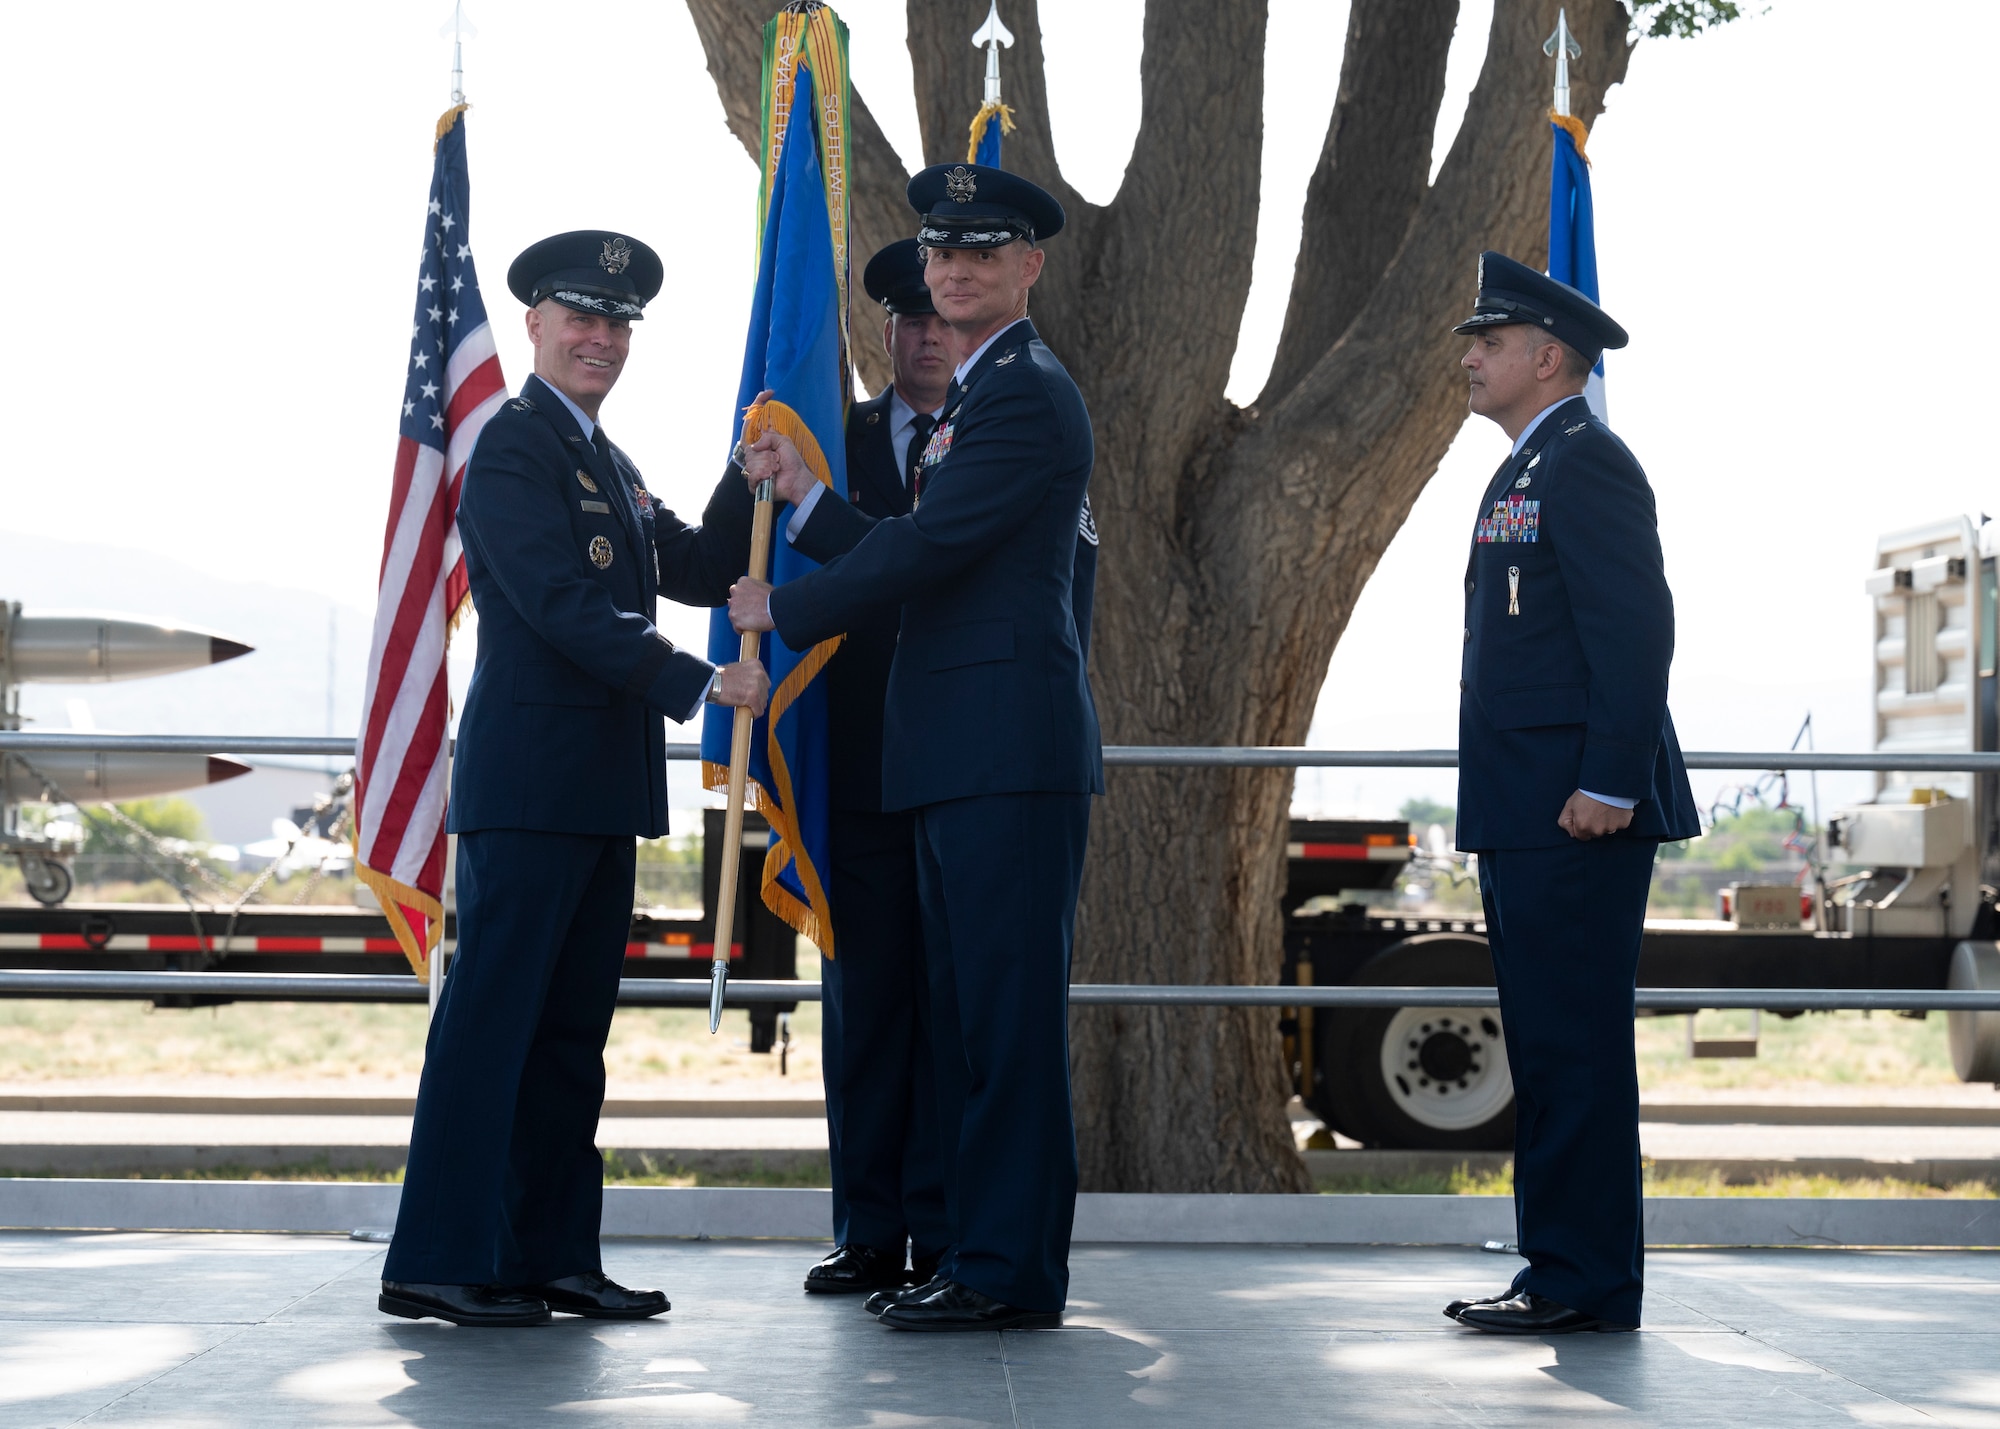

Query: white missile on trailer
<box><xmin>2</xmin><ymin>747</ymin><xmax>251</xmax><ymax>805</ymax></box>
<box><xmin>0</xmin><ymin>607</ymin><xmax>253</xmax><ymax>684</ymax></box>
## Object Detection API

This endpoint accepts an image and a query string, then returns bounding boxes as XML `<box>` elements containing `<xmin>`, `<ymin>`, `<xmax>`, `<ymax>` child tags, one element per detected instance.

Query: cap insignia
<box><xmin>599</xmin><ymin>237</ymin><xmax>634</xmax><ymax>274</ymax></box>
<box><xmin>944</xmin><ymin>166</ymin><xmax>977</xmax><ymax>204</ymax></box>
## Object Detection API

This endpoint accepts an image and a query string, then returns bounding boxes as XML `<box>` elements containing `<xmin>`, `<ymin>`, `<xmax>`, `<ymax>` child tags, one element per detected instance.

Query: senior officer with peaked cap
<box><xmin>1443</xmin><ymin>252</ymin><xmax>1697</xmax><ymax>1336</ymax></box>
<box><xmin>798</xmin><ymin>237</ymin><xmax>1102</xmax><ymax>1300</ymax></box>
<box><xmin>380</xmin><ymin>231</ymin><xmax>771</xmax><ymax>1329</ymax></box>
<box><xmin>731</xmin><ymin>166</ymin><xmax>1099</xmax><ymax>1332</ymax></box>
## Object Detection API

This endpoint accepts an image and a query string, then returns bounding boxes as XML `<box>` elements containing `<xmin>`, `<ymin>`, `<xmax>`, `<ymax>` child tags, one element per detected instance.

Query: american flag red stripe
<box><xmin>354</xmin><ymin>105</ymin><xmax>505</xmax><ymax>978</ymax></box>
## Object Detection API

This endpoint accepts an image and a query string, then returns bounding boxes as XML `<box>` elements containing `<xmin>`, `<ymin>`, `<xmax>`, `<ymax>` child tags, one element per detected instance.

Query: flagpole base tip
<box><xmin>708</xmin><ymin>962</ymin><xmax>728</xmax><ymax>1035</ymax></box>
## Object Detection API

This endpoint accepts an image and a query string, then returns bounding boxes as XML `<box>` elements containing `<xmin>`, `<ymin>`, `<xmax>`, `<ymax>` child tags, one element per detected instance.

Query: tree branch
<box><xmin>1258</xmin><ymin>0</ymin><xmax>1459</xmax><ymax>407</ymax></box>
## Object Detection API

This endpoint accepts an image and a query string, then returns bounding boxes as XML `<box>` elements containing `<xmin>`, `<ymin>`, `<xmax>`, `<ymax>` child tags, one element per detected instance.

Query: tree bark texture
<box><xmin>686</xmin><ymin>0</ymin><xmax>1636</xmax><ymax>1192</ymax></box>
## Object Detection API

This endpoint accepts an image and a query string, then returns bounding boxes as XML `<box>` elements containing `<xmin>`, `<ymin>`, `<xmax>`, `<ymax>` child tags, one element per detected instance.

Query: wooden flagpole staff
<box><xmin>710</xmin><ymin>472</ymin><xmax>776</xmax><ymax>1034</ymax></box>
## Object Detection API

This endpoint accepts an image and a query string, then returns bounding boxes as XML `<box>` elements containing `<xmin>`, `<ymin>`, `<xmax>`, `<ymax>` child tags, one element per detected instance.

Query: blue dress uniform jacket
<box><xmin>775</xmin><ymin>320</ymin><xmax>1103</xmax><ymax>811</ymax></box>
<box><xmin>1453</xmin><ymin>392</ymin><xmax>1696</xmax><ymax>1329</ymax></box>
<box><xmin>828</xmin><ymin>385</ymin><xmax>1100</xmax><ymax>812</ymax></box>
<box><xmin>449</xmin><ymin>374</ymin><xmax>739</xmax><ymax>837</ymax></box>
<box><xmin>1456</xmin><ymin>394</ymin><xmax>1699</xmax><ymax>850</ymax></box>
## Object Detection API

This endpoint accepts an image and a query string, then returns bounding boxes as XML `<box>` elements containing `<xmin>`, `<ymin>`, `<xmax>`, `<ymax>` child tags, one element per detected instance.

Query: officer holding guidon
<box><xmin>1444</xmin><ymin>252</ymin><xmax>1698</xmax><ymax>1335</ymax></box>
<box><xmin>732</xmin><ymin>164</ymin><xmax>1100</xmax><ymax>1332</ymax></box>
<box><xmin>798</xmin><ymin>237</ymin><xmax>955</xmax><ymax>1297</ymax></box>
<box><xmin>380</xmin><ymin>231</ymin><xmax>770</xmax><ymax>1328</ymax></box>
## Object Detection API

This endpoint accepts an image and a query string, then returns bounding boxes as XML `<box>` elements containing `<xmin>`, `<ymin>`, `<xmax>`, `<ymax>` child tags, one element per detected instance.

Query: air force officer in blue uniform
<box><xmin>1444</xmin><ymin>253</ymin><xmax>1698</xmax><ymax>1336</ymax></box>
<box><xmin>380</xmin><ymin>232</ymin><xmax>770</xmax><ymax>1329</ymax></box>
<box><xmin>731</xmin><ymin>167</ymin><xmax>1099</xmax><ymax>1332</ymax></box>
<box><xmin>802</xmin><ymin>239</ymin><xmax>1101</xmax><ymax>1299</ymax></box>
<box><xmin>799</xmin><ymin>239</ymin><xmax>957</xmax><ymax>1297</ymax></box>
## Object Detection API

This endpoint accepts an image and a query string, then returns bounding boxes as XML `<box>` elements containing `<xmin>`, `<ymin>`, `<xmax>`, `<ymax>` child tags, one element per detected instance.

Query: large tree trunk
<box><xmin>688</xmin><ymin>0</ymin><xmax>1635</xmax><ymax>1192</ymax></box>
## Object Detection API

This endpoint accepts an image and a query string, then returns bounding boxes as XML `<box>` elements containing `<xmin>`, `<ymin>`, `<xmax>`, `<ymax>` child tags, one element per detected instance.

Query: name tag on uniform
<box><xmin>1475</xmin><ymin>495</ymin><xmax>1539</xmax><ymax>543</ymax></box>
<box><xmin>580</xmin><ymin>500</ymin><xmax>610</xmax><ymax>514</ymax></box>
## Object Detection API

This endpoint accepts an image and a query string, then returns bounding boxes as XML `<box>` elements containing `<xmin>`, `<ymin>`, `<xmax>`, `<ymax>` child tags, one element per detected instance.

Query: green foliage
<box><xmin>1398</xmin><ymin>797</ymin><xmax>1455</xmax><ymax>832</ymax></box>
<box><xmin>1630</xmin><ymin>0</ymin><xmax>1761</xmax><ymax>40</ymax></box>
<box><xmin>81</xmin><ymin>797</ymin><xmax>208</xmax><ymax>854</ymax></box>
<box><xmin>635</xmin><ymin>833</ymin><xmax>702</xmax><ymax>868</ymax></box>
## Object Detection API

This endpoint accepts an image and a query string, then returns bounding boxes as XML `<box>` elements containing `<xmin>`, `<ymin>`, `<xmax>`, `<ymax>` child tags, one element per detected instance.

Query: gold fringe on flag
<box><xmin>703</xmin><ymin>397</ymin><xmax>846</xmax><ymax>956</ymax></box>
<box><xmin>434</xmin><ymin>103</ymin><xmax>470</xmax><ymax>150</ymax></box>
<box><xmin>965</xmin><ymin>100</ymin><xmax>1017</xmax><ymax>162</ymax></box>
<box><xmin>1549</xmin><ymin>110</ymin><xmax>1590</xmax><ymax>164</ymax></box>
<box><xmin>355</xmin><ymin>863</ymin><xmax>444</xmax><ymax>980</ymax></box>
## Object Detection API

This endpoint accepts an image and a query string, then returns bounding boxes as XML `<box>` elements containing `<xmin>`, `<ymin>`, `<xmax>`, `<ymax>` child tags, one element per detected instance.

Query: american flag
<box><xmin>354</xmin><ymin>104</ymin><xmax>506</xmax><ymax>978</ymax></box>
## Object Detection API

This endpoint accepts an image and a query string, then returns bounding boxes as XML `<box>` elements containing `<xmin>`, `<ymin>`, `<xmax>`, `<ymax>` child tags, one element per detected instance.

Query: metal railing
<box><xmin>5</xmin><ymin>734</ymin><xmax>1994</xmax><ymax>1013</ymax></box>
<box><xmin>0</xmin><ymin>970</ymin><xmax>1993</xmax><ymax>1012</ymax></box>
<box><xmin>2</xmin><ymin>731</ymin><xmax>1998</xmax><ymax>774</ymax></box>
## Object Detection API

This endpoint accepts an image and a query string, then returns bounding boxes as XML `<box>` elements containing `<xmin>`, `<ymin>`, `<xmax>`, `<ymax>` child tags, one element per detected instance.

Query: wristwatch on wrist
<box><xmin>704</xmin><ymin>671</ymin><xmax>726</xmax><ymax>705</ymax></box>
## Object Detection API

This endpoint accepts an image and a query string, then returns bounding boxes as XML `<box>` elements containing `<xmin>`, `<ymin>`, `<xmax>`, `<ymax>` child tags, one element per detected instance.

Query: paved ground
<box><xmin>1</xmin><ymin>1233</ymin><xmax>1995</xmax><ymax>1427</ymax></box>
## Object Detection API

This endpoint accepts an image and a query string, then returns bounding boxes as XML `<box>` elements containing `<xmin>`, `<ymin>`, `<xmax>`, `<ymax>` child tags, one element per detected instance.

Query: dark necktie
<box><xmin>907</xmin><ymin>412</ymin><xmax>937</xmax><ymax>501</ymax></box>
<box><xmin>591</xmin><ymin>425</ymin><xmax>613</xmax><ymax>469</ymax></box>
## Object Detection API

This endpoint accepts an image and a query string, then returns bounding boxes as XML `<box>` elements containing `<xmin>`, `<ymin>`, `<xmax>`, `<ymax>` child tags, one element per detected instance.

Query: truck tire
<box><xmin>1313</xmin><ymin>934</ymin><xmax>1515</xmax><ymax>1151</ymax></box>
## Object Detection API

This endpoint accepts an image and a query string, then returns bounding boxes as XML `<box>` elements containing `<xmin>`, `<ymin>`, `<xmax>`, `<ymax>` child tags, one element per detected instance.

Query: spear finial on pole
<box><xmin>439</xmin><ymin>3</ymin><xmax>477</xmax><ymax>106</ymax></box>
<box><xmin>1544</xmin><ymin>7</ymin><xmax>1581</xmax><ymax>118</ymax></box>
<box><xmin>972</xmin><ymin>0</ymin><xmax>1014</xmax><ymax>107</ymax></box>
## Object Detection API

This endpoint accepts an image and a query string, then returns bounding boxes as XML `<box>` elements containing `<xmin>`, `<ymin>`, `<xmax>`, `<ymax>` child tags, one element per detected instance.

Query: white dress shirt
<box><xmin>784</xmin><ymin>386</ymin><xmax>944</xmax><ymax>541</ymax></box>
<box><xmin>1505</xmin><ymin>393</ymin><xmax>1636</xmax><ymax>812</ymax></box>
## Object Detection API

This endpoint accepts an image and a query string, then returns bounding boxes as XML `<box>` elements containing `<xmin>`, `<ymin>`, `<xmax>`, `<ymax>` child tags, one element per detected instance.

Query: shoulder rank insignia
<box><xmin>993</xmin><ymin>350</ymin><xmax>1017</xmax><ymax>367</ymax></box>
<box><xmin>588</xmin><ymin>535</ymin><xmax>614</xmax><ymax>569</ymax></box>
<box><xmin>576</xmin><ymin>469</ymin><xmax>599</xmax><ymax>493</ymax></box>
<box><xmin>507</xmin><ymin>397</ymin><xmax>533</xmax><ymax>413</ymax></box>
<box><xmin>1564</xmin><ymin>420</ymin><xmax>1590</xmax><ymax>436</ymax></box>
<box><xmin>1078</xmin><ymin>495</ymin><xmax>1099</xmax><ymax>548</ymax></box>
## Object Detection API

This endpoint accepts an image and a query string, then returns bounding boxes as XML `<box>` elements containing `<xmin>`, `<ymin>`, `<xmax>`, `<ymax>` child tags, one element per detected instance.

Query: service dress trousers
<box><xmin>1478</xmin><ymin>836</ymin><xmax>1659</xmax><ymax>1327</ymax></box>
<box><xmin>384</xmin><ymin>829</ymin><xmax>635</xmax><ymax>1286</ymax></box>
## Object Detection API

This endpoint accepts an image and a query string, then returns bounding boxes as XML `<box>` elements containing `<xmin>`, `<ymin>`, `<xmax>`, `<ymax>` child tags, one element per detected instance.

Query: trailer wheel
<box><xmin>1314</xmin><ymin>934</ymin><xmax>1515</xmax><ymax>1151</ymax></box>
<box><xmin>20</xmin><ymin>857</ymin><xmax>72</xmax><ymax>908</ymax></box>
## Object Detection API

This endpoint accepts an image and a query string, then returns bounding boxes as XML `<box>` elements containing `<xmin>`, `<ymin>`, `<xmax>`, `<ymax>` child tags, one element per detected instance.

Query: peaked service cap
<box><xmin>507</xmin><ymin>230</ymin><xmax>663</xmax><ymax>320</ymax></box>
<box><xmin>1452</xmin><ymin>250</ymin><xmax>1628</xmax><ymax>361</ymax></box>
<box><xmin>862</xmin><ymin>238</ymin><xmax>936</xmax><ymax>315</ymax></box>
<box><xmin>908</xmin><ymin>163</ymin><xmax>1064</xmax><ymax>249</ymax></box>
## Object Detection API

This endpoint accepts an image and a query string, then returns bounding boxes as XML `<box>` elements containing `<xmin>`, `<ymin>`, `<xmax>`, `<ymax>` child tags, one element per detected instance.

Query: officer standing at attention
<box><xmin>800</xmin><ymin>237</ymin><xmax>954</xmax><ymax>1297</ymax></box>
<box><xmin>1444</xmin><ymin>251</ymin><xmax>1697</xmax><ymax>1335</ymax></box>
<box><xmin>731</xmin><ymin>165</ymin><xmax>1099</xmax><ymax>1332</ymax></box>
<box><xmin>380</xmin><ymin>231</ymin><xmax>770</xmax><ymax>1328</ymax></box>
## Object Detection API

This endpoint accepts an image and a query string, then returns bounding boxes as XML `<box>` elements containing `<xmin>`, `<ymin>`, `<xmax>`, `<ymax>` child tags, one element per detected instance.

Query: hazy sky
<box><xmin>2</xmin><ymin>1</ymin><xmax>1991</xmax><ymax>818</ymax></box>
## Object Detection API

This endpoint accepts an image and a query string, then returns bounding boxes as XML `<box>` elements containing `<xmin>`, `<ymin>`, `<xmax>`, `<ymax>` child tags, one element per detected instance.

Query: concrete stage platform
<box><xmin>0</xmin><ymin>1234</ymin><xmax>1996</xmax><ymax>1427</ymax></box>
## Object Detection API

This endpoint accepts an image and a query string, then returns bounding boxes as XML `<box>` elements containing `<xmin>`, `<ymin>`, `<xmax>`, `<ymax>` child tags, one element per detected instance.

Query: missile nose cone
<box><xmin>206</xmin><ymin>756</ymin><xmax>253</xmax><ymax>785</ymax></box>
<box><xmin>209</xmin><ymin>636</ymin><xmax>253</xmax><ymax>665</ymax></box>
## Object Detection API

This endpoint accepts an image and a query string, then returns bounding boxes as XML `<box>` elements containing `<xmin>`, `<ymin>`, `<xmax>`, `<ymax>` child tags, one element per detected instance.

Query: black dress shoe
<box><xmin>524</xmin><ymin>1271</ymin><xmax>669</xmax><ymax>1320</ymax></box>
<box><xmin>909</xmin><ymin>1251</ymin><xmax>942</xmax><ymax>1286</ymax></box>
<box><xmin>805</xmin><ymin>1244</ymin><xmax>906</xmax><ymax>1295</ymax></box>
<box><xmin>379</xmin><ymin>1281</ymin><xmax>550</xmax><ymax>1327</ymax></box>
<box><xmin>1454</xmin><ymin>1291</ymin><xmax>1635</xmax><ymax>1335</ymax></box>
<box><xmin>865</xmin><ymin>1272</ymin><xmax>948</xmax><ymax>1317</ymax></box>
<box><xmin>878</xmin><ymin>1278</ymin><xmax>1061</xmax><ymax>1333</ymax></box>
<box><xmin>1444</xmin><ymin>1289</ymin><xmax>1513</xmax><ymax>1320</ymax></box>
